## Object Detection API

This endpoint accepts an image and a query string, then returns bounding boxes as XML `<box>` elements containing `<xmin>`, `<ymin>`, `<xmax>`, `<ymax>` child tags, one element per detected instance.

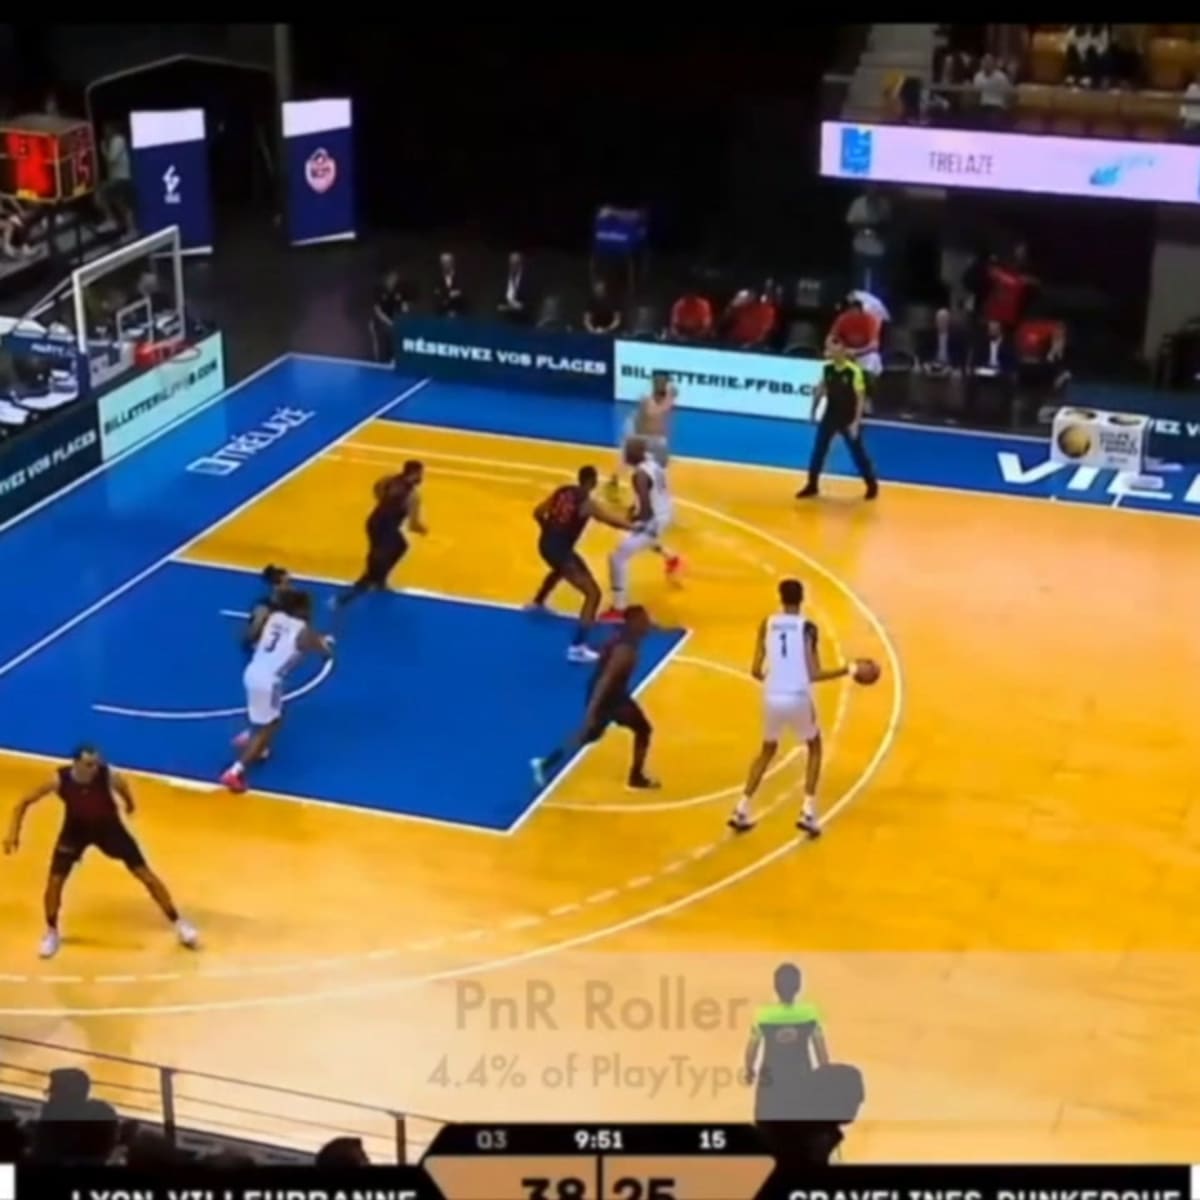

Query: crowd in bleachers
<box><xmin>890</xmin><ymin>24</ymin><xmax>1200</xmax><ymax>140</ymax></box>
<box><xmin>0</xmin><ymin>1068</ymin><xmax>373</xmax><ymax>1168</ymax></box>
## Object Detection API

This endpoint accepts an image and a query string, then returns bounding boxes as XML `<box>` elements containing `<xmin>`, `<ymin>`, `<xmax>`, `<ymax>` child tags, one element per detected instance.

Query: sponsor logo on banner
<box><xmin>0</xmin><ymin>401</ymin><xmax>101</xmax><ymax>524</ymax></box>
<box><xmin>163</xmin><ymin>164</ymin><xmax>181</xmax><ymax>205</ymax></box>
<box><xmin>996</xmin><ymin>450</ymin><xmax>1200</xmax><ymax>507</ymax></box>
<box><xmin>1050</xmin><ymin>407</ymin><xmax>1146</xmax><ymax>472</ymax></box>
<box><xmin>393</xmin><ymin>317</ymin><xmax>611</xmax><ymax>396</ymax></box>
<box><xmin>613</xmin><ymin>340</ymin><xmax>821</xmax><ymax>420</ymax></box>
<box><xmin>98</xmin><ymin>333</ymin><xmax>225</xmax><ymax>461</ymax></box>
<box><xmin>820</xmin><ymin>120</ymin><xmax>1200</xmax><ymax>204</ymax></box>
<box><xmin>186</xmin><ymin>407</ymin><xmax>316</xmax><ymax>476</ymax></box>
<box><xmin>305</xmin><ymin>148</ymin><xmax>337</xmax><ymax>193</ymax></box>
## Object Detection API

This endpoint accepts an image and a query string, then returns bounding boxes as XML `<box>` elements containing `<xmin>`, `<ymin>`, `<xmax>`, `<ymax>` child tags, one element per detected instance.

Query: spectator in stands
<box><xmin>846</xmin><ymin>187</ymin><xmax>890</xmax><ymax>295</ymax></box>
<box><xmin>370</xmin><ymin>268</ymin><xmax>406</xmax><ymax>362</ymax></box>
<box><xmin>972</xmin><ymin>319</ymin><xmax>1016</xmax><ymax>375</ymax></box>
<box><xmin>929</xmin><ymin>50</ymin><xmax>972</xmax><ymax>122</ymax></box>
<box><xmin>583</xmin><ymin>280</ymin><xmax>621</xmax><ymax>335</ymax></box>
<box><xmin>125</xmin><ymin>1129</ymin><xmax>182</xmax><ymax>1168</ymax></box>
<box><xmin>97</xmin><ymin>121</ymin><xmax>135</xmax><ymax>237</ymax></box>
<box><xmin>1017</xmin><ymin>321</ymin><xmax>1072</xmax><ymax>401</ymax></box>
<box><xmin>0</xmin><ymin>1101</ymin><xmax>27</xmax><ymax>1163</ymax></box>
<box><xmin>0</xmin><ymin>196</ymin><xmax>34</xmax><ymax>260</ymax></box>
<box><xmin>722</xmin><ymin>289</ymin><xmax>777</xmax><ymax>350</ymax></box>
<box><xmin>496</xmin><ymin>251</ymin><xmax>533</xmax><ymax>324</ymax></box>
<box><xmin>433</xmin><ymin>252</ymin><xmax>467</xmax><ymax>318</ymax></box>
<box><xmin>983</xmin><ymin>243</ymin><xmax>1036</xmax><ymax>330</ymax></box>
<box><xmin>972</xmin><ymin>54</ymin><xmax>1013</xmax><ymax>127</ymax></box>
<box><xmin>1182</xmin><ymin>74</ymin><xmax>1200</xmax><ymax>139</ymax></box>
<box><xmin>1108</xmin><ymin>27</ymin><xmax>1143</xmax><ymax>89</ymax></box>
<box><xmin>668</xmin><ymin>289</ymin><xmax>714</xmax><ymax>341</ymax></box>
<box><xmin>317</xmin><ymin>1136</ymin><xmax>371</xmax><ymax>1167</ymax></box>
<box><xmin>1065</xmin><ymin>25</ymin><xmax>1111</xmax><ymax>88</ymax></box>
<box><xmin>916</xmin><ymin>308</ymin><xmax>967</xmax><ymax>373</ymax></box>
<box><xmin>827</xmin><ymin>296</ymin><xmax>882</xmax><ymax>376</ymax></box>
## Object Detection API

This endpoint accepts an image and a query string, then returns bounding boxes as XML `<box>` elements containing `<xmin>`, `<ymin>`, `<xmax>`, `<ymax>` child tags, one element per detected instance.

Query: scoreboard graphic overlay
<box><xmin>6</xmin><ymin>1127</ymin><xmax>1200</xmax><ymax>1199</ymax></box>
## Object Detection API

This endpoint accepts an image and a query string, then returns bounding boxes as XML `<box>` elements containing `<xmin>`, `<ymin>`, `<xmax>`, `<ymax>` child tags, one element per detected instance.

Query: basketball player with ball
<box><xmin>729</xmin><ymin>578</ymin><xmax>880</xmax><ymax>837</ymax></box>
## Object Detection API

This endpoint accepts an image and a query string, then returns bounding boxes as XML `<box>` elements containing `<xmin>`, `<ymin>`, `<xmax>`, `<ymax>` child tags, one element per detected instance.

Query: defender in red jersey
<box><xmin>3</xmin><ymin>745</ymin><xmax>198</xmax><ymax>960</ymax></box>
<box><xmin>528</xmin><ymin>465</ymin><xmax>632</xmax><ymax>663</ymax></box>
<box><xmin>530</xmin><ymin>605</ymin><xmax>660</xmax><ymax>790</ymax></box>
<box><xmin>334</xmin><ymin>460</ymin><xmax>427</xmax><ymax>610</ymax></box>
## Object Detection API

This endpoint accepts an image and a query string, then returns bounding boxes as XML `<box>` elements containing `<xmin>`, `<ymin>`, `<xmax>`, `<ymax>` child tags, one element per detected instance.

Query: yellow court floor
<box><xmin>2</xmin><ymin>420</ymin><xmax>1199</xmax><ymax>1163</ymax></box>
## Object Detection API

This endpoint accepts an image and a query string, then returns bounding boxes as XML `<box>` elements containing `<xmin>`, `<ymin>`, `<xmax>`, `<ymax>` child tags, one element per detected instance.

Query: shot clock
<box><xmin>0</xmin><ymin>113</ymin><xmax>97</xmax><ymax>203</ymax></box>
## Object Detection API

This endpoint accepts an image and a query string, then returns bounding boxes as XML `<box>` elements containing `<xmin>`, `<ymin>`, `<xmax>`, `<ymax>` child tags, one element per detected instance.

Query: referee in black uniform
<box><xmin>796</xmin><ymin>339</ymin><xmax>879</xmax><ymax>500</ymax></box>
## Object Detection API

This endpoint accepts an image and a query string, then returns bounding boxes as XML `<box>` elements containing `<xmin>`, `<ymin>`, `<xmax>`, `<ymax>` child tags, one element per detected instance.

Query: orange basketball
<box><xmin>853</xmin><ymin>658</ymin><xmax>881</xmax><ymax>685</ymax></box>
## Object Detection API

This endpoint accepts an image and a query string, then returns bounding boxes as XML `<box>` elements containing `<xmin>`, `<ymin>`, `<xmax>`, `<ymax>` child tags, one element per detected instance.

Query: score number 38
<box><xmin>522</xmin><ymin>1180</ymin><xmax>675</xmax><ymax>1200</ymax></box>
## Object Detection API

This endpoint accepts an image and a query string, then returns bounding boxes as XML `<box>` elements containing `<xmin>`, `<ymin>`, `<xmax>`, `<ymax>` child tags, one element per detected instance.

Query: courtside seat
<box><xmin>1014</xmin><ymin>83</ymin><xmax>1055</xmax><ymax>132</ymax></box>
<box><xmin>1029</xmin><ymin>31</ymin><xmax>1068</xmax><ymax>84</ymax></box>
<box><xmin>1123</xmin><ymin>89</ymin><xmax>1179</xmax><ymax>140</ymax></box>
<box><xmin>1147</xmin><ymin>37</ymin><xmax>1192</xmax><ymax>90</ymax></box>
<box><xmin>1049</xmin><ymin>84</ymin><xmax>1095</xmax><ymax>136</ymax></box>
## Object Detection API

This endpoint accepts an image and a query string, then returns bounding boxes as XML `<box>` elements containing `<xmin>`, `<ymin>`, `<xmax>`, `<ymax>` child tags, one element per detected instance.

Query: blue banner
<box><xmin>283</xmin><ymin>99</ymin><xmax>356</xmax><ymax>246</ymax></box>
<box><xmin>0</xmin><ymin>399</ymin><xmax>100</xmax><ymax>525</ymax></box>
<box><xmin>130</xmin><ymin>110</ymin><xmax>214</xmax><ymax>253</ymax></box>
<box><xmin>394</xmin><ymin>317</ymin><xmax>613</xmax><ymax>397</ymax></box>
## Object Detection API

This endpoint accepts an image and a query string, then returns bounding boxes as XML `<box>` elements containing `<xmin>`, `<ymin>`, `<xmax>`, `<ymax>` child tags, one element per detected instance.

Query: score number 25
<box><xmin>522</xmin><ymin>1180</ymin><xmax>675</xmax><ymax>1200</ymax></box>
<box><xmin>523</xmin><ymin>1180</ymin><xmax>681</xmax><ymax>1200</ymax></box>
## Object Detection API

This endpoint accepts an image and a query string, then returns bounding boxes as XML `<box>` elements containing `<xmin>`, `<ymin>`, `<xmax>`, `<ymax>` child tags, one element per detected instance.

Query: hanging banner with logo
<box><xmin>129</xmin><ymin>109</ymin><xmax>214</xmax><ymax>254</ymax></box>
<box><xmin>282</xmin><ymin>98</ymin><xmax>356</xmax><ymax>246</ymax></box>
<box><xmin>1050</xmin><ymin>407</ymin><xmax>1148</xmax><ymax>472</ymax></box>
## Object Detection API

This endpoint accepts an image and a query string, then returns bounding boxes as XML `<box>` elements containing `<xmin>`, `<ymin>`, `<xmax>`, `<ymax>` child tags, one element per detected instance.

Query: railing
<box><xmin>0</xmin><ymin>1033</ymin><xmax>448</xmax><ymax>1164</ymax></box>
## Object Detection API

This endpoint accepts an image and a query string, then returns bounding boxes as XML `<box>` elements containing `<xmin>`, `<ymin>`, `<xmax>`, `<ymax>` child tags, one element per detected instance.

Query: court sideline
<box><xmin>0</xmin><ymin>354</ymin><xmax>1196</xmax><ymax>1164</ymax></box>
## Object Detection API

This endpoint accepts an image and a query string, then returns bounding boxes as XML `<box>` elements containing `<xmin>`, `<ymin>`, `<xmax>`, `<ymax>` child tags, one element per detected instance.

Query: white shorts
<box><xmin>618</xmin><ymin>509</ymin><xmax>672</xmax><ymax>553</ymax></box>
<box><xmin>763</xmin><ymin>693</ymin><xmax>819</xmax><ymax>743</ymax></box>
<box><xmin>244</xmin><ymin>667</ymin><xmax>284</xmax><ymax>726</ymax></box>
<box><xmin>622</xmin><ymin>418</ymin><xmax>669</xmax><ymax>464</ymax></box>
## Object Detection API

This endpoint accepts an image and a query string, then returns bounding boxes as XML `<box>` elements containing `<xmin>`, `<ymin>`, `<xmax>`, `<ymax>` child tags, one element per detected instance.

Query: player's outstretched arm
<box><xmin>3</xmin><ymin>780</ymin><xmax>55</xmax><ymax>854</ymax></box>
<box><xmin>583</xmin><ymin>497</ymin><xmax>632</xmax><ymax>531</ymax></box>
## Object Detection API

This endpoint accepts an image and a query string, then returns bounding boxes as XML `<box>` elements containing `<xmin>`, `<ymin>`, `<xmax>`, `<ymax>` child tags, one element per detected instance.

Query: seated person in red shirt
<box><xmin>669</xmin><ymin>292</ymin><xmax>714</xmax><ymax>341</ymax></box>
<box><xmin>722</xmin><ymin>290</ymin><xmax>777</xmax><ymax>349</ymax></box>
<box><xmin>826</xmin><ymin>298</ymin><xmax>882</xmax><ymax>375</ymax></box>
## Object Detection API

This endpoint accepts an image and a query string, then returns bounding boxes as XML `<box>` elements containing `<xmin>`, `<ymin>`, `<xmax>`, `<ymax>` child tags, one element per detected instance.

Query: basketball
<box><xmin>853</xmin><ymin>658</ymin><xmax>881</xmax><ymax>685</ymax></box>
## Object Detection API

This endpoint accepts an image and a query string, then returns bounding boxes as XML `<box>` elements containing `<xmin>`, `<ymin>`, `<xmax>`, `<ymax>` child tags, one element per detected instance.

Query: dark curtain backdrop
<box><xmin>291</xmin><ymin>28</ymin><xmax>834</xmax><ymax>254</ymax></box>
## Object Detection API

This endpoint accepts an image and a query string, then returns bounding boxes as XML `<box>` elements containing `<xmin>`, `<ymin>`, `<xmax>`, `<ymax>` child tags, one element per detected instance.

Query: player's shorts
<box><xmin>364</xmin><ymin>525</ymin><xmax>409</xmax><ymax>585</ymax></box>
<box><xmin>538</xmin><ymin>533</ymin><xmax>587</xmax><ymax>575</ymax></box>
<box><xmin>51</xmin><ymin>819</ymin><xmax>146</xmax><ymax>874</ymax></box>
<box><xmin>244</xmin><ymin>667</ymin><xmax>284</xmax><ymax>726</ymax></box>
<box><xmin>618</xmin><ymin>509</ymin><xmax>673</xmax><ymax>554</ymax></box>
<box><xmin>763</xmin><ymin>692</ymin><xmax>819</xmax><ymax>742</ymax></box>
<box><xmin>622</xmin><ymin>418</ymin><xmax>670</xmax><ymax>465</ymax></box>
<box><xmin>582</xmin><ymin>691</ymin><xmax>651</xmax><ymax>742</ymax></box>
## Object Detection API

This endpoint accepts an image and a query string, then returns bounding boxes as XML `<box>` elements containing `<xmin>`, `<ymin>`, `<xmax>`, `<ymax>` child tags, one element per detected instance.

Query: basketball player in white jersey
<box><xmin>728</xmin><ymin>578</ymin><xmax>871</xmax><ymax>837</ymax></box>
<box><xmin>609</xmin><ymin>373</ymin><xmax>681</xmax><ymax>581</ymax></box>
<box><xmin>220</xmin><ymin>589</ymin><xmax>333</xmax><ymax>794</ymax></box>
<box><xmin>603</xmin><ymin>438</ymin><xmax>679</xmax><ymax>620</ymax></box>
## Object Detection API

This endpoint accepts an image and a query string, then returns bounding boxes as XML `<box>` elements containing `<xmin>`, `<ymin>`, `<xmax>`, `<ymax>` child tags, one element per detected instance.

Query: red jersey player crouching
<box><xmin>4</xmin><ymin>745</ymin><xmax>198</xmax><ymax>960</ymax></box>
<box><xmin>527</xmin><ymin>465</ymin><xmax>632</xmax><ymax>662</ymax></box>
<box><xmin>222</xmin><ymin>589</ymin><xmax>334</xmax><ymax>793</ymax></box>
